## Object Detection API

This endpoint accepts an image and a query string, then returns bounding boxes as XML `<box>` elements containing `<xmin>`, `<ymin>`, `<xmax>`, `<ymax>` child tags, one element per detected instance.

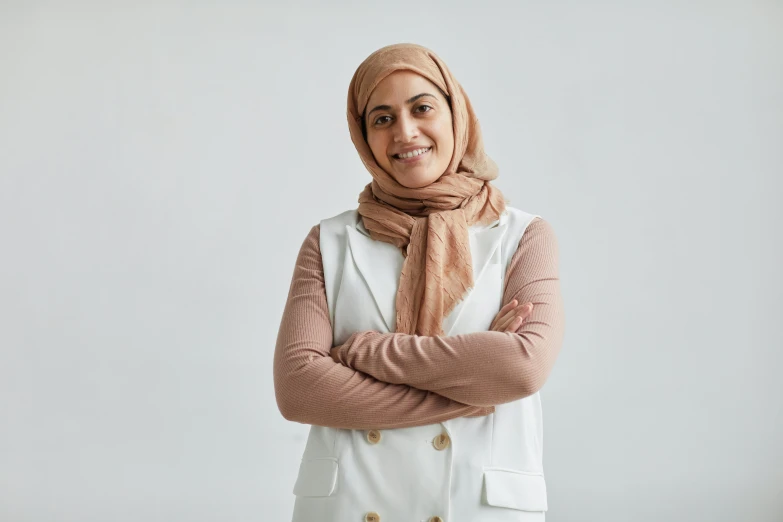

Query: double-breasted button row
<box><xmin>366</xmin><ymin>430</ymin><xmax>450</xmax><ymax>450</ymax></box>
<box><xmin>433</xmin><ymin>432</ymin><xmax>450</xmax><ymax>450</ymax></box>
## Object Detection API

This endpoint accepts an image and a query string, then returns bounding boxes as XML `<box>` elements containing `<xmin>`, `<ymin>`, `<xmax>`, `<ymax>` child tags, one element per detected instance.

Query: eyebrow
<box><xmin>366</xmin><ymin>93</ymin><xmax>437</xmax><ymax>118</ymax></box>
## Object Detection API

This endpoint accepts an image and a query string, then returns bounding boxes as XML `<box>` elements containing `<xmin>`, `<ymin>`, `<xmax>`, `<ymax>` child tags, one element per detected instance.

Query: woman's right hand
<box><xmin>489</xmin><ymin>299</ymin><xmax>533</xmax><ymax>333</ymax></box>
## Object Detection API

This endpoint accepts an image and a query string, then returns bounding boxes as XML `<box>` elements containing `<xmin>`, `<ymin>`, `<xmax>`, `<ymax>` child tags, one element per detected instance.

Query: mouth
<box><xmin>392</xmin><ymin>147</ymin><xmax>432</xmax><ymax>163</ymax></box>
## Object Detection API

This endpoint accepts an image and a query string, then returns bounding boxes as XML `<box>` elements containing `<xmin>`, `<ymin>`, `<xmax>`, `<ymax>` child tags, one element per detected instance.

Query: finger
<box><xmin>504</xmin><ymin>315</ymin><xmax>524</xmax><ymax>332</ymax></box>
<box><xmin>496</xmin><ymin>304</ymin><xmax>522</xmax><ymax>327</ymax></box>
<box><xmin>517</xmin><ymin>304</ymin><xmax>534</xmax><ymax>326</ymax></box>
<box><xmin>497</xmin><ymin>308</ymin><xmax>519</xmax><ymax>332</ymax></box>
<box><xmin>497</xmin><ymin>302</ymin><xmax>533</xmax><ymax>329</ymax></box>
<box><xmin>491</xmin><ymin>299</ymin><xmax>518</xmax><ymax>330</ymax></box>
<box><xmin>499</xmin><ymin>311</ymin><xmax>524</xmax><ymax>332</ymax></box>
<box><xmin>498</xmin><ymin>303</ymin><xmax>534</xmax><ymax>332</ymax></box>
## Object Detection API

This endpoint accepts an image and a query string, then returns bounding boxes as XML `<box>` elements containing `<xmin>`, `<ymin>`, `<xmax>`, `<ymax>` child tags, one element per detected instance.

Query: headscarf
<box><xmin>347</xmin><ymin>43</ymin><xmax>506</xmax><ymax>336</ymax></box>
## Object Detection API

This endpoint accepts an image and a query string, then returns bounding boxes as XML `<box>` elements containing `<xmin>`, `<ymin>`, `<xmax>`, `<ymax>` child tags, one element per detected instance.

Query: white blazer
<box><xmin>290</xmin><ymin>206</ymin><xmax>547</xmax><ymax>522</ymax></box>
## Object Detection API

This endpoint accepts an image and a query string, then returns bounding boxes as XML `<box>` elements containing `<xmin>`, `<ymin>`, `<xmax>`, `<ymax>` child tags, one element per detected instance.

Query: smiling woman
<box><xmin>363</xmin><ymin>71</ymin><xmax>454</xmax><ymax>188</ymax></box>
<box><xmin>273</xmin><ymin>43</ymin><xmax>565</xmax><ymax>522</ymax></box>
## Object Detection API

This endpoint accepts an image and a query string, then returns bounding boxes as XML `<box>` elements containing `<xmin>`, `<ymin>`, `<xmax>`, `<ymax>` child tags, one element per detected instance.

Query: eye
<box><xmin>373</xmin><ymin>115</ymin><xmax>392</xmax><ymax>126</ymax></box>
<box><xmin>415</xmin><ymin>104</ymin><xmax>433</xmax><ymax>113</ymax></box>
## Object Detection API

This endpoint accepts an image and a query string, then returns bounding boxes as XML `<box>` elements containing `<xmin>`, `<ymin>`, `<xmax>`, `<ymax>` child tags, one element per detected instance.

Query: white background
<box><xmin>1</xmin><ymin>2</ymin><xmax>781</xmax><ymax>521</ymax></box>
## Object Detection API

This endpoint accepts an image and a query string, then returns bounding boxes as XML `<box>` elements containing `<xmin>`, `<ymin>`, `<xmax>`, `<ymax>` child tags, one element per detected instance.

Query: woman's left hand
<box><xmin>489</xmin><ymin>299</ymin><xmax>533</xmax><ymax>333</ymax></box>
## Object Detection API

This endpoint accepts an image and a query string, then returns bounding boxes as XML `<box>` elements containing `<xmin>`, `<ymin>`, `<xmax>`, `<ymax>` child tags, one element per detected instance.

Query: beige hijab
<box><xmin>347</xmin><ymin>43</ymin><xmax>506</xmax><ymax>336</ymax></box>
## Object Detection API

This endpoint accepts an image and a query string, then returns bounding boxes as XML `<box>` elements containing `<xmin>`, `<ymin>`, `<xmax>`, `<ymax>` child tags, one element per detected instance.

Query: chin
<box><xmin>390</xmin><ymin>166</ymin><xmax>443</xmax><ymax>189</ymax></box>
<box><xmin>396</xmin><ymin>175</ymin><xmax>440</xmax><ymax>189</ymax></box>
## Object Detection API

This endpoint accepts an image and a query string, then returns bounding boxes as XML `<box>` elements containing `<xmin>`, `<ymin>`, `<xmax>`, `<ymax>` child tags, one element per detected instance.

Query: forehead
<box><xmin>367</xmin><ymin>70</ymin><xmax>441</xmax><ymax>105</ymax></box>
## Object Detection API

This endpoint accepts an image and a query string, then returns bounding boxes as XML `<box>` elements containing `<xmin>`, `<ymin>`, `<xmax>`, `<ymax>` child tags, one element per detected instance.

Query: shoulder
<box><xmin>502</xmin><ymin>210</ymin><xmax>560</xmax><ymax>278</ymax></box>
<box><xmin>320</xmin><ymin>208</ymin><xmax>359</xmax><ymax>232</ymax></box>
<box><xmin>503</xmin><ymin>205</ymin><xmax>540</xmax><ymax>229</ymax></box>
<box><xmin>318</xmin><ymin>208</ymin><xmax>362</xmax><ymax>252</ymax></box>
<box><xmin>515</xmin><ymin>215</ymin><xmax>560</xmax><ymax>267</ymax></box>
<box><xmin>316</xmin><ymin>208</ymin><xmax>360</xmax><ymax>271</ymax></box>
<box><xmin>503</xmin><ymin>206</ymin><xmax>558</xmax><ymax>254</ymax></box>
<box><xmin>500</xmin><ymin>206</ymin><xmax>544</xmax><ymax>245</ymax></box>
<box><xmin>503</xmin><ymin>206</ymin><xmax>555</xmax><ymax>236</ymax></box>
<box><xmin>298</xmin><ymin>224</ymin><xmax>322</xmax><ymax>257</ymax></box>
<box><xmin>298</xmin><ymin>208</ymin><xmax>359</xmax><ymax>246</ymax></box>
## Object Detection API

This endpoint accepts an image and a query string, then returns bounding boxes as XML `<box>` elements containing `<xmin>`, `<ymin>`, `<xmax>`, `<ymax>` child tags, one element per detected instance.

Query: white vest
<box><xmin>291</xmin><ymin>207</ymin><xmax>547</xmax><ymax>522</ymax></box>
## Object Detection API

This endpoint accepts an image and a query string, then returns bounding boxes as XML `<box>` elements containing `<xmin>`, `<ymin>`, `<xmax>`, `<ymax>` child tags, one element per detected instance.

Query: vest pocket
<box><xmin>292</xmin><ymin>457</ymin><xmax>339</xmax><ymax>497</ymax></box>
<box><xmin>482</xmin><ymin>468</ymin><xmax>548</xmax><ymax>511</ymax></box>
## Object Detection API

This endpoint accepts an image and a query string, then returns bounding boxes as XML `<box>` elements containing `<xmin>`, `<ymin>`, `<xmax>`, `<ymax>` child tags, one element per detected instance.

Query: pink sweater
<box><xmin>273</xmin><ymin>217</ymin><xmax>565</xmax><ymax>430</ymax></box>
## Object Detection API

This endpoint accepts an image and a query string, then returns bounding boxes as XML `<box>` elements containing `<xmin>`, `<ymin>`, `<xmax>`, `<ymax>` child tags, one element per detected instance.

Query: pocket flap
<box><xmin>292</xmin><ymin>458</ymin><xmax>338</xmax><ymax>497</ymax></box>
<box><xmin>483</xmin><ymin>468</ymin><xmax>548</xmax><ymax>511</ymax></box>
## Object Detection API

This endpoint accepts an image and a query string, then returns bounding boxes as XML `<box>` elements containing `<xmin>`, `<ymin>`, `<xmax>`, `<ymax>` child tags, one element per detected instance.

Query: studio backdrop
<box><xmin>1</xmin><ymin>2</ymin><xmax>781</xmax><ymax>521</ymax></box>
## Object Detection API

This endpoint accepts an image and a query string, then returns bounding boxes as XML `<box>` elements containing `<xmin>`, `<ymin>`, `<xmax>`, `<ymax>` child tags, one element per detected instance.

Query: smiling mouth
<box><xmin>392</xmin><ymin>147</ymin><xmax>432</xmax><ymax>160</ymax></box>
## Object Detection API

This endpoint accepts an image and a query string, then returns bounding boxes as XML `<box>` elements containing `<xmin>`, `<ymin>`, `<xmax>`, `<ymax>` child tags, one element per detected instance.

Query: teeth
<box><xmin>395</xmin><ymin>147</ymin><xmax>430</xmax><ymax>159</ymax></box>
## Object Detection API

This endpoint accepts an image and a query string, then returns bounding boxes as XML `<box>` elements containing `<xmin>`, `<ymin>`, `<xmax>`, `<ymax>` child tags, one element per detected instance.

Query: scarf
<box><xmin>346</xmin><ymin>43</ymin><xmax>506</xmax><ymax>336</ymax></box>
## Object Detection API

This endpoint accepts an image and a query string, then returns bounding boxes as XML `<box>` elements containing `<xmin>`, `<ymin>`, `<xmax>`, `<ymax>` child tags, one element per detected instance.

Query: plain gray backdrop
<box><xmin>1</xmin><ymin>2</ymin><xmax>781</xmax><ymax>521</ymax></box>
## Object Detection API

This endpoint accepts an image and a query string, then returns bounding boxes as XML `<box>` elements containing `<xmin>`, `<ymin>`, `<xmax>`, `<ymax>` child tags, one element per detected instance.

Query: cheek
<box><xmin>367</xmin><ymin>134</ymin><xmax>388</xmax><ymax>162</ymax></box>
<box><xmin>433</xmin><ymin>120</ymin><xmax>454</xmax><ymax>155</ymax></box>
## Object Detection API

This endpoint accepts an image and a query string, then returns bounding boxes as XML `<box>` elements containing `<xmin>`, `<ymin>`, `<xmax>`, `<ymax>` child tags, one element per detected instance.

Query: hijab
<box><xmin>347</xmin><ymin>43</ymin><xmax>506</xmax><ymax>336</ymax></box>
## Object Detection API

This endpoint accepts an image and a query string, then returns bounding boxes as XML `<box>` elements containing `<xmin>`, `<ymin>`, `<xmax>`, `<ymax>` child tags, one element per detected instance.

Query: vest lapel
<box><xmin>345</xmin><ymin>225</ymin><xmax>403</xmax><ymax>333</ymax></box>
<box><xmin>470</xmin><ymin>221</ymin><xmax>508</xmax><ymax>284</ymax></box>
<box><xmin>443</xmin><ymin>219</ymin><xmax>508</xmax><ymax>335</ymax></box>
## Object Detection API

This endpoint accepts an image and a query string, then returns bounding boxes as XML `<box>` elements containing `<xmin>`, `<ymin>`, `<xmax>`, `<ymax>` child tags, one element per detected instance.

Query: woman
<box><xmin>274</xmin><ymin>43</ymin><xmax>565</xmax><ymax>522</ymax></box>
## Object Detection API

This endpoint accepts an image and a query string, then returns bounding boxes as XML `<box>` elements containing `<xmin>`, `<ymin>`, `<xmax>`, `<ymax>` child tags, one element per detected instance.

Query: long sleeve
<box><xmin>330</xmin><ymin>217</ymin><xmax>565</xmax><ymax>407</ymax></box>
<box><xmin>273</xmin><ymin>225</ymin><xmax>494</xmax><ymax>430</ymax></box>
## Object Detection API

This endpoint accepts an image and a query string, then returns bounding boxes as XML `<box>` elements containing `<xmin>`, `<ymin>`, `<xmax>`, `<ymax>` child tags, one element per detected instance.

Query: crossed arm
<box><xmin>272</xmin><ymin>218</ymin><xmax>564</xmax><ymax>430</ymax></box>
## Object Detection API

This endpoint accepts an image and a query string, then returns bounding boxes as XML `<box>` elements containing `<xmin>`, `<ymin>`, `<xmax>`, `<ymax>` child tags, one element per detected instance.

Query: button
<box><xmin>365</xmin><ymin>512</ymin><xmax>381</xmax><ymax>522</ymax></box>
<box><xmin>366</xmin><ymin>430</ymin><xmax>382</xmax><ymax>444</ymax></box>
<box><xmin>429</xmin><ymin>517</ymin><xmax>444</xmax><ymax>522</ymax></box>
<box><xmin>433</xmin><ymin>432</ymin><xmax>450</xmax><ymax>450</ymax></box>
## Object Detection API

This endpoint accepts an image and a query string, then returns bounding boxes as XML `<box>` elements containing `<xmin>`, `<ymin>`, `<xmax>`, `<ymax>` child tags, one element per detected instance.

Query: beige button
<box><xmin>365</xmin><ymin>512</ymin><xmax>381</xmax><ymax>522</ymax></box>
<box><xmin>366</xmin><ymin>430</ymin><xmax>382</xmax><ymax>444</ymax></box>
<box><xmin>433</xmin><ymin>432</ymin><xmax>450</xmax><ymax>450</ymax></box>
<box><xmin>429</xmin><ymin>517</ymin><xmax>444</xmax><ymax>522</ymax></box>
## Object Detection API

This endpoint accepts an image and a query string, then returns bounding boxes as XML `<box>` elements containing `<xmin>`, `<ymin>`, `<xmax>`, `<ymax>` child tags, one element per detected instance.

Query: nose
<box><xmin>393</xmin><ymin>113</ymin><xmax>419</xmax><ymax>143</ymax></box>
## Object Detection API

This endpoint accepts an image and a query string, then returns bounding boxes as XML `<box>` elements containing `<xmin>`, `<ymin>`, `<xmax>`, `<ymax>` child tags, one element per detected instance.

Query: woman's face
<box><xmin>365</xmin><ymin>70</ymin><xmax>454</xmax><ymax>189</ymax></box>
